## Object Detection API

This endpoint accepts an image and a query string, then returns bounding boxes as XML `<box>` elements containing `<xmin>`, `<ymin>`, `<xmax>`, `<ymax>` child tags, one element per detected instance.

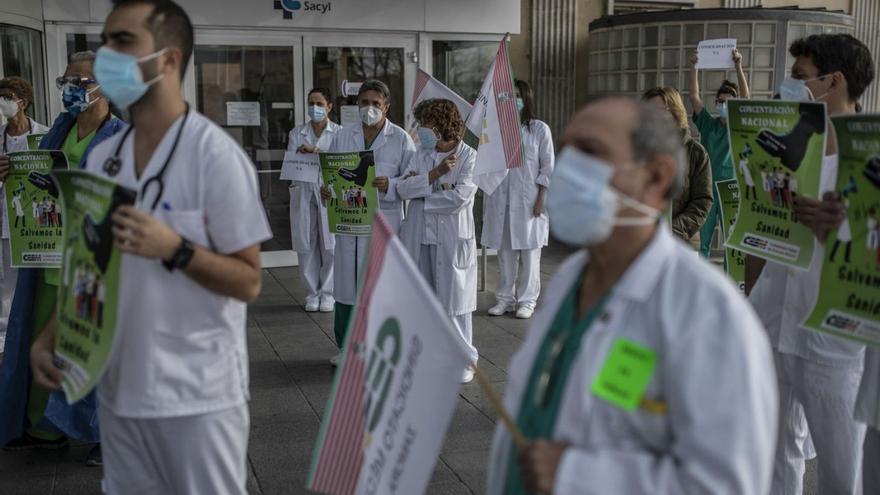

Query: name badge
<box><xmin>590</xmin><ymin>338</ymin><xmax>657</xmax><ymax>411</ymax></box>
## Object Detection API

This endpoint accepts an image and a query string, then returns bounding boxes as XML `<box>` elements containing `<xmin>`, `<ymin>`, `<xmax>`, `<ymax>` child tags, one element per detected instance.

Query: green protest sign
<box><xmin>51</xmin><ymin>170</ymin><xmax>136</xmax><ymax>404</ymax></box>
<box><xmin>27</xmin><ymin>133</ymin><xmax>46</xmax><ymax>150</ymax></box>
<box><xmin>3</xmin><ymin>150</ymin><xmax>69</xmax><ymax>267</ymax></box>
<box><xmin>716</xmin><ymin>179</ymin><xmax>746</xmax><ymax>292</ymax></box>
<box><xmin>726</xmin><ymin>100</ymin><xmax>826</xmax><ymax>269</ymax></box>
<box><xmin>320</xmin><ymin>151</ymin><xmax>378</xmax><ymax>236</ymax></box>
<box><xmin>802</xmin><ymin>115</ymin><xmax>880</xmax><ymax>346</ymax></box>
<box><xmin>590</xmin><ymin>338</ymin><xmax>657</xmax><ymax>411</ymax></box>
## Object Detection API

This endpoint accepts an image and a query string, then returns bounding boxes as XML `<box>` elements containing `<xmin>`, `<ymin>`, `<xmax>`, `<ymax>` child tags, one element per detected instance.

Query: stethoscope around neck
<box><xmin>103</xmin><ymin>103</ymin><xmax>190</xmax><ymax>212</ymax></box>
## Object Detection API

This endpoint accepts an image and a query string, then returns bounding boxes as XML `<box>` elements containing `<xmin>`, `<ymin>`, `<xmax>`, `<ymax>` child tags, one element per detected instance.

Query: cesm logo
<box><xmin>273</xmin><ymin>0</ymin><xmax>332</xmax><ymax>19</ymax></box>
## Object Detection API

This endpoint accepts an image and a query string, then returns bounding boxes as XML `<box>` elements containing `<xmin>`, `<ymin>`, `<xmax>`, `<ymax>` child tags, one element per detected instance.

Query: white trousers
<box><xmin>100</xmin><ymin>404</ymin><xmax>249</xmax><ymax>495</ymax></box>
<box><xmin>418</xmin><ymin>245</ymin><xmax>479</xmax><ymax>364</ymax></box>
<box><xmin>0</xmin><ymin>238</ymin><xmax>16</xmax><ymax>347</ymax></box>
<box><xmin>296</xmin><ymin>200</ymin><xmax>334</xmax><ymax>306</ymax></box>
<box><xmin>771</xmin><ymin>353</ymin><xmax>866</xmax><ymax>495</ymax></box>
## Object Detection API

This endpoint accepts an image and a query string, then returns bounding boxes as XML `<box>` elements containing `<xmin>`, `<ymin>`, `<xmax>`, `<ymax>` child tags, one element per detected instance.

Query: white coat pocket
<box><xmin>453</xmin><ymin>237</ymin><xmax>476</xmax><ymax>269</ymax></box>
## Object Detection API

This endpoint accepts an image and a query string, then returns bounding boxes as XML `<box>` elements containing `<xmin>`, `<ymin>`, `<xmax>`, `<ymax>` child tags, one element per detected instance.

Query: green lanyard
<box><xmin>504</xmin><ymin>282</ymin><xmax>611</xmax><ymax>495</ymax></box>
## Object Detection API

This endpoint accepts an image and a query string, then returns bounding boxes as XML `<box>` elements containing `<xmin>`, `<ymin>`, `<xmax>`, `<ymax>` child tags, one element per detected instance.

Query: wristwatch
<box><xmin>163</xmin><ymin>237</ymin><xmax>195</xmax><ymax>272</ymax></box>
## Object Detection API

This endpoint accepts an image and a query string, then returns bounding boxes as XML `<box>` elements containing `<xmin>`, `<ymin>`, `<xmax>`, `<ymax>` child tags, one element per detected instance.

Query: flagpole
<box><xmin>472</xmin><ymin>364</ymin><xmax>527</xmax><ymax>450</ymax></box>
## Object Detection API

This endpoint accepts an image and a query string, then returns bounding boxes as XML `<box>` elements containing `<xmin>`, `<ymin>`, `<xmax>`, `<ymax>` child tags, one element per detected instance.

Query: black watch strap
<box><xmin>163</xmin><ymin>238</ymin><xmax>195</xmax><ymax>272</ymax></box>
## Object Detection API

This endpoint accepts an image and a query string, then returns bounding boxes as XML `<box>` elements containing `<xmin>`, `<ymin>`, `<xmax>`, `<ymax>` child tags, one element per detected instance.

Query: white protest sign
<box><xmin>695</xmin><ymin>39</ymin><xmax>738</xmax><ymax>70</ymax></box>
<box><xmin>226</xmin><ymin>101</ymin><xmax>261</xmax><ymax>126</ymax></box>
<box><xmin>280</xmin><ymin>151</ymin><xmax>320</xmax><ymax>183</ymax></box>
<box><xmin>340</xmin><ymin>105</ymin><xmax>360</xmax><ymax>127</ymax></box>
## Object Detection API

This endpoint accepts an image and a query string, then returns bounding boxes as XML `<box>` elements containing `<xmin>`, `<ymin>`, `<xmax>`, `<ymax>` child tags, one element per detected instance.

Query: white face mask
<box><xmin>0</xmin><ymin>97</ymin><xmax>20</xmax><ymax>119</ymax></box>
<box><xmin>359</xmin><ymin>105</ymin><xmax>384</xmax><ymax>126</ymax></box>
<box><xmin>546</xmin><ymin>147</ymin><xmax>660</xmax><ymax>247</ymax></box>
<box><xmin>778</xmin><ymin>75</ymin><xmax>829</xmax><ymax>102</ymax></box>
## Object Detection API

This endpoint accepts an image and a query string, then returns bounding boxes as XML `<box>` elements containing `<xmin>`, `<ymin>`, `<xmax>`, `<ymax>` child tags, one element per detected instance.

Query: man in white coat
<box><xmin>856</xmin><ymin>348</ymin><xmax>879</xmax><ymax>493</ymax></box>
<box><xmin>483</xmin><ymin>80</ymin><xmax>554</xmax><ymax>320</ymax></box>
<box><xmin>745</xmin><ymin>33</ymin><xmax>874</xmax><ymax>495</ymax></box>
<box><xmin>287</xmin><ymin>87</ymin><xmax>340</xmax><ymax>313</ymax></box>
<box><xmin>487</xmin><ymin>97</ymin><xmax>777</xmax><ymax>495</ymax></box>
<box><xmin>30</xmin><ymin>1</ymin><xmax>271</xmax><ymax>492</ymax></box>
<box><xmin>323</xmin><ymin>79</ymin><xmax>416</xmax><ymax>364</ymax></box>
<box><xmin>397</xmin><ymin>98</ymin><xmax>479</xmax><ymax>383</ymax></box>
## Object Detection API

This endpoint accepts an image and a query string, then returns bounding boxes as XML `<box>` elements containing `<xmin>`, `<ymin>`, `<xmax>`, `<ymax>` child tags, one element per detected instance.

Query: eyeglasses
<box><xmin>55</xmin><ymin>76</ymin><xmax>97</xmax><ymax>90</ymax></box>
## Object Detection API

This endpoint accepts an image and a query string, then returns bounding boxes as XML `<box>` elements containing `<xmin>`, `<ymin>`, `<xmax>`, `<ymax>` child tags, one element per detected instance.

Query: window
<box><xmin>432</xmin><ymin>40</ymin><xmax>496</xmax><ymax>104</ymax></box>
<box><xmin>0</xmin><ymin>24</ymin><xmax>47</xmax><ymax>124</ymax></box>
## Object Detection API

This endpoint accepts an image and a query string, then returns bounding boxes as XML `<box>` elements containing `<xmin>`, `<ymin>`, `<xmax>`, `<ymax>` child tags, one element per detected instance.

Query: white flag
<box><xmin>407</xmin><ymin>69</ymin><xmax>473</xmax><ymax>142</ymax></box>
<box><xmin>308</xmin><ymin>213</ymin><xmax>472</xmax><ymax>495</ymax></box>
<box><xmin>465</xmin><ymin>35</ymin><xmax>524</xmax><ymax>195</ymax></box>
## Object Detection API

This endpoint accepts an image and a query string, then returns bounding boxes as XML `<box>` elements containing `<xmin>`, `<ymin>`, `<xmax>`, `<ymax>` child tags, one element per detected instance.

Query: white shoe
<box><xmin>515</xmin><ymin>307</ymin><xmax>534</xmax><ymax>319</ymax></box>
<box><xmin>305</xmin><ymin>301</ymin><xmax>320</xmax><ymax>312</ymax></box>
<box><xmin>329</xmin><ymin>353</ymin><xmax>341</xmax><ymax>367</ymax></box>
<box><xmin>461</xmin><ymin>368</ymin><xmax>475</xmax><ymax>384</ymax></box>
<box><xmin>488</xmin><ymin>303</ymin><xmax>513</xmax><ymax>316</ymax></box>
<box><xmin>319</xmin><ymin>300</ymin><xmax>335</xmax><ymax>313</ymax></box>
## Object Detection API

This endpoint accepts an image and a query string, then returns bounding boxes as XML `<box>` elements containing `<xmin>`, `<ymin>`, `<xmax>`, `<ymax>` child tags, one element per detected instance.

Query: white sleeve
<box><xmin>554</xmin><ymin>299</ymin><xmax>778</xmax><ymax>495</ymax></box>
<box><xmin>380</xmin><ymin>132</ymin><xmax>417</xmax><ymax>203</ymax></box>
<box><xmin>396</xmin><ymin>156</ymin><xmax>431</xmax><ymax>200</ymax></box>
<box><xmin>424</xmin><ymin>149</ymin><xmax>477</xmax><ymax>215</ymax></box>
<box><xmin>203</xmin><ymin>139</ymin><xmax>273</xmax><ymax>254</ymax></box>
<box><xmin>535</xmin><ymin>123</ymin><xmax>555</xmax><ymax>188</ymax></box>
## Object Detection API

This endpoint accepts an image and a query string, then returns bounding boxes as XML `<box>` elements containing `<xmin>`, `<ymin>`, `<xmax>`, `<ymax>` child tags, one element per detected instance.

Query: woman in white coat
<box><xmin>397</xmin><ymin>98</ymin><xmax>479</xmax><ymax>383</ymax></box>
<box><xmin>288</xmin><ymin>87</ymin><xmax>340</xmax><ymax>312</ymax></box>
<box><xmin>482</xmin><ymin>80</ymin><xmax>554</xmax><ymax>320</ymax></box>
<box><xmin>322</xmin><ymin>80</ymin><xmax>416</xmax><ymax>364</ymax></box>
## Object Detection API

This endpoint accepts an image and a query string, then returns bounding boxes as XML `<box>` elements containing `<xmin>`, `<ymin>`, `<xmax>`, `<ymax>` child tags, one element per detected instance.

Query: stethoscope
<box><xmin>103</xmin><ymin>103</ymin><xmax>190</xmax><ymax>212</ymax></box>
<box><xmin>2</xmin><ymin>119</ymin><xmax>33</xmax><ymax>153</ymax></box>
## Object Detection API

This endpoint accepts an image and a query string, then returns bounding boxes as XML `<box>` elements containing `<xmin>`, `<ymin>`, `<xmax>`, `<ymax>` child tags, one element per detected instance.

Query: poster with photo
<box><xmin>320</xmin><ymin>151</ymin><xmax>377</xmax><ymax>236</ymax></box>
<box><xmin>715</xmin><ymin>179</ymin><xmax>746</xmax><ymax>292</ymax></box>
<box><xmin>51</xmin><ymin>170</ymin><xmax>136</xmax><ymax>404</ymax></box>
<box><xmin>802</xmin><ymin>115</ymin><xmax>880</xmax><ymax>346</ymax></box>
<box><xmin>725</xmin><ymin>100</ymin><xmax>827</xmax><ymax>269</ymax></box>
<box><xmin>3</xmin><ymin>150</ymin><xmax>69</xmax><ymax>267</ymax></box>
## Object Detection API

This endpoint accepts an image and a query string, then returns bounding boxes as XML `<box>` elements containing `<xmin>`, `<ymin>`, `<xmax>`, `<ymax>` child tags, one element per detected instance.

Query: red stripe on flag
<box><xmin>493</xmin><ymin>38</ymin><xmax>523</xmax><ymax>169</ymax></box>
<box><xmin>309</xmin><ymin>214</ymin><xmax>393</xmax><ymax>494</ymax></box>
<box><xmin>412</xmin><ymin>69</ymin><xmax>430</xmax><ymax>107</ymax></box>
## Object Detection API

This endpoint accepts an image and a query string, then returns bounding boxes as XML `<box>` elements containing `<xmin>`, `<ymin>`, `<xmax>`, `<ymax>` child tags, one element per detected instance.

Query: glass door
<box><xmin>304</xmin><ymin>33</ymin><xmax>417</xmax><ymax>129</ymax></box>
<box><xmin>190</xmin><ymin>31</ymin><xmax>304</xmax><ymax>267</ymax></box>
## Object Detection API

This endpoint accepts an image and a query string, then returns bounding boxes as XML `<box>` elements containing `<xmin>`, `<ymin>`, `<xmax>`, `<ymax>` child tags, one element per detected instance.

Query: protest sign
<box><xmin>695</xmin><ymin>39</ymin><xmax>737</xmax><ymax>69</ymax></box>
<box><xmin>280</xmin><ymin>151</ymin><xmax>321</xmax><ymax>183</ymax></box>
<box><xmin>320</xmin><ymin>151</ymin><xmax>377</xmax><ymax>236</ymax></box>
<box><xmin>716</xmin><ymin>179</ymin><xmax>747</xmax><ymax>292</ymax></box>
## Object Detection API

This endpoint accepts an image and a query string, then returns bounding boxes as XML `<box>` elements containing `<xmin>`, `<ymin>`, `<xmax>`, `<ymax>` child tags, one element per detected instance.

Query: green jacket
<box><xmin>672</xmin><ymin>132</ymin><xmax>713</xmax><ymax>241</ymax></box>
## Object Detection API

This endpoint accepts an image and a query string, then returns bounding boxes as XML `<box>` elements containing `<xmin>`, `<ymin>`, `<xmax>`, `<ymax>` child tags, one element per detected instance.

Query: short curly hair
<box><xmin>413</xmin><ymin>98</ymin><xmax>465</xmax><ymax>142</ymax></box>
<box><xmin>0</xmin><ymin>76</ymin><xmax>34</xmax><ymax>111</ymax></box>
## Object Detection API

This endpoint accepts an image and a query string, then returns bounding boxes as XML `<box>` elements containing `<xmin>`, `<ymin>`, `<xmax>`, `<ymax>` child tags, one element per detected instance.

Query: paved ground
<box><xmin>0</xmin><ymin>242</ymin><xmax>817</xmax><ymax>494</ymax></box>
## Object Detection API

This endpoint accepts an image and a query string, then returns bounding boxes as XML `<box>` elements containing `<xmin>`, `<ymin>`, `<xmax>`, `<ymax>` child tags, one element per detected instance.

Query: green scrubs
<box><xmin>26</xmin><ymin>123</ymin><xmax>97</xmax><ymax>439</ymax></box>
<box><xmin>695</xmin><ymin>108</ymin><xmax>734</xmax><ymax>258</ymax></box>
<box><xmin>504</xmin><ymin>281</ymin><xmax>610</xmax><ymax>494</ymax></box>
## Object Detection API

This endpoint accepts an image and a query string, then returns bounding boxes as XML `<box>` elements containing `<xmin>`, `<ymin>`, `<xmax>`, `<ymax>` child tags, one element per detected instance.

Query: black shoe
<box><xmin>864</xmin><ymin>156</ymin><xmax>880</xmax><ymax>190</ymax></box>
<box><xmin>337</xmin><ymin>152</ymin><xmax>374</xmax><ymax>187</ymax></box>
<box><xmin>85</xmin><ymin>444</ymin><xmax>102</xmax><ymax>467</ymax></box>
<box><xmin>2</xmin><ymin>433</ymin><xmax>69</xmax><ymax>451</ymax></box>
<box><xmin>27</xmin><ymin>171</ymin><xmax>60</xmax><ymax>198</ymax></box>
<box><xmin>756</xmin><ymin>104</ymin><xmax>824</xmax><ymax>172</ymax></box>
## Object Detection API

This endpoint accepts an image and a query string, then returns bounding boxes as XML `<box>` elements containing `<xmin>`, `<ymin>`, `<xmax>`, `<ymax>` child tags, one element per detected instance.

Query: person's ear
<box><xmin>162</xmin><ymin>47</ymin><xmax>183</xmax><ymax>78</ymax></box>
<box><xmin>644</xmin><ymin>153</ymin><xmax>676</xmax><ymax>204</ymax></box>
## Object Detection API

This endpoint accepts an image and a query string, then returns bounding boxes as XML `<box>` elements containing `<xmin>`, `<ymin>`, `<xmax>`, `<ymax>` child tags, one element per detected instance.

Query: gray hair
<box><xmin>631</xmin><ymin>102</ymin><xmax>686</xmax><ymax>200</ymax></box>
<box><xmin>69</xmin><ymin>51</ymin><xmax>96</xmax><ymax>65</ymax></box>
<box><xmin>358</xmin><ymin>79</ymin><xmax>391</xmax><ymax>102</ymax></box>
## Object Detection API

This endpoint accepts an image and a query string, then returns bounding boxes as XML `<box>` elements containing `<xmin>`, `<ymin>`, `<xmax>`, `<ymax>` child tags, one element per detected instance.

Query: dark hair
<box><xmin>357</xmin><ymin>79</ymin><xmax>391</xmax><ymax>103</ymax></box>
<box><xmin>308</xmin><ymin>87</ymin><xmax>333</xmax><ymax>104</ymax></box>
<box><xmin>789</xmin><ymin>34</ymin><xmax>875</xmax><ymax>101</ymax></box>
<box><xmin>515</xmin><ymin>79</ymin><xmax>536</xmax><ymax>128</ymax></box>
<box><xmin>413</xmin><ymin>98</ymin><xmax>465</xmax><ymax>142</ymax></box>
<box><xmin>111</xmin><ymin>0</ymin><xmax>194</xmax><ymax>81</ymax></box>
<box><xmin>0</xmin><ymin>76</ymin><xmax>34</xmax><ymax>111</ymax></box>
<box><xmin>717</xmin><ymin>80</ymin><xmax>739</xmax><ymax>99</ymax></box>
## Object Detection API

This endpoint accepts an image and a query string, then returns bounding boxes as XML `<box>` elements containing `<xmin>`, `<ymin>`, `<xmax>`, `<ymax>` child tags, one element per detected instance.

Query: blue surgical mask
<box><xmin>778</xmin><ymin>76</ymin><xmax>829</xmax><ymax>102</ymax></box>
<box><xmin>717</xmin><ymin>101</ymin><xmax>729</xmax><ymax>120</ymax></box>
<box><xmin>516</xmin><ymin>97</ymin><xmax>524</xmax><ymax>113</ymax></box>
<box><xmin>308</xmin><ymin>105</ymin><xmax>326</xmax><ymax>123</ymax></box>
<box><xmin>417</xmin><ymin>126</ymin><xmax>439</xmax><ymax>150</ymax></box>
<box><xmin>62</xmin><ymin>83</ymin><xmax>100</xmax><ymax>117</ymax></box>
<box><xmin>94</xmin><ymin>47</ymin><xmax>166</xmax><ymax>111</ymax></box>
<box><xmin>546</xmin><ymin>147</ymin><xmax>659</xmax><ymax>246</ymax></box>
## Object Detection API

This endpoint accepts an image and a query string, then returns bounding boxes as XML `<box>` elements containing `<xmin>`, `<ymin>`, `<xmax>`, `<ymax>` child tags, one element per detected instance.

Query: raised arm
<box><xmin>688</xmin><ymin>51</ymin><xmax>704</xmax><ymax>116</ymax></box>
<box><xmin>733</xmin><ymin>49</ymin><xmax>751</xmax><ymax>99</ymax></box>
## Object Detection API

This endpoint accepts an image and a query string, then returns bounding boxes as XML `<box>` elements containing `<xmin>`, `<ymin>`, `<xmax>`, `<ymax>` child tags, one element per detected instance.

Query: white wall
<box><xmin>0</xmin><ymin>0</ymin><xmax>43</xmax><ymax>31</ymax></box>
<box><xmin>36</xmin><ymin>0</ymin><xmax>521</xmax><ymax>34</ymax></box>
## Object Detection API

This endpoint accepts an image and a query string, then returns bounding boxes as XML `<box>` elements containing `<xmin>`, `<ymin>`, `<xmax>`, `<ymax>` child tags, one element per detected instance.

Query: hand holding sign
<box><xmin>695</xmin><ymin>39</ymin><xmax>738</xmax><ymax>70</ymax></box>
